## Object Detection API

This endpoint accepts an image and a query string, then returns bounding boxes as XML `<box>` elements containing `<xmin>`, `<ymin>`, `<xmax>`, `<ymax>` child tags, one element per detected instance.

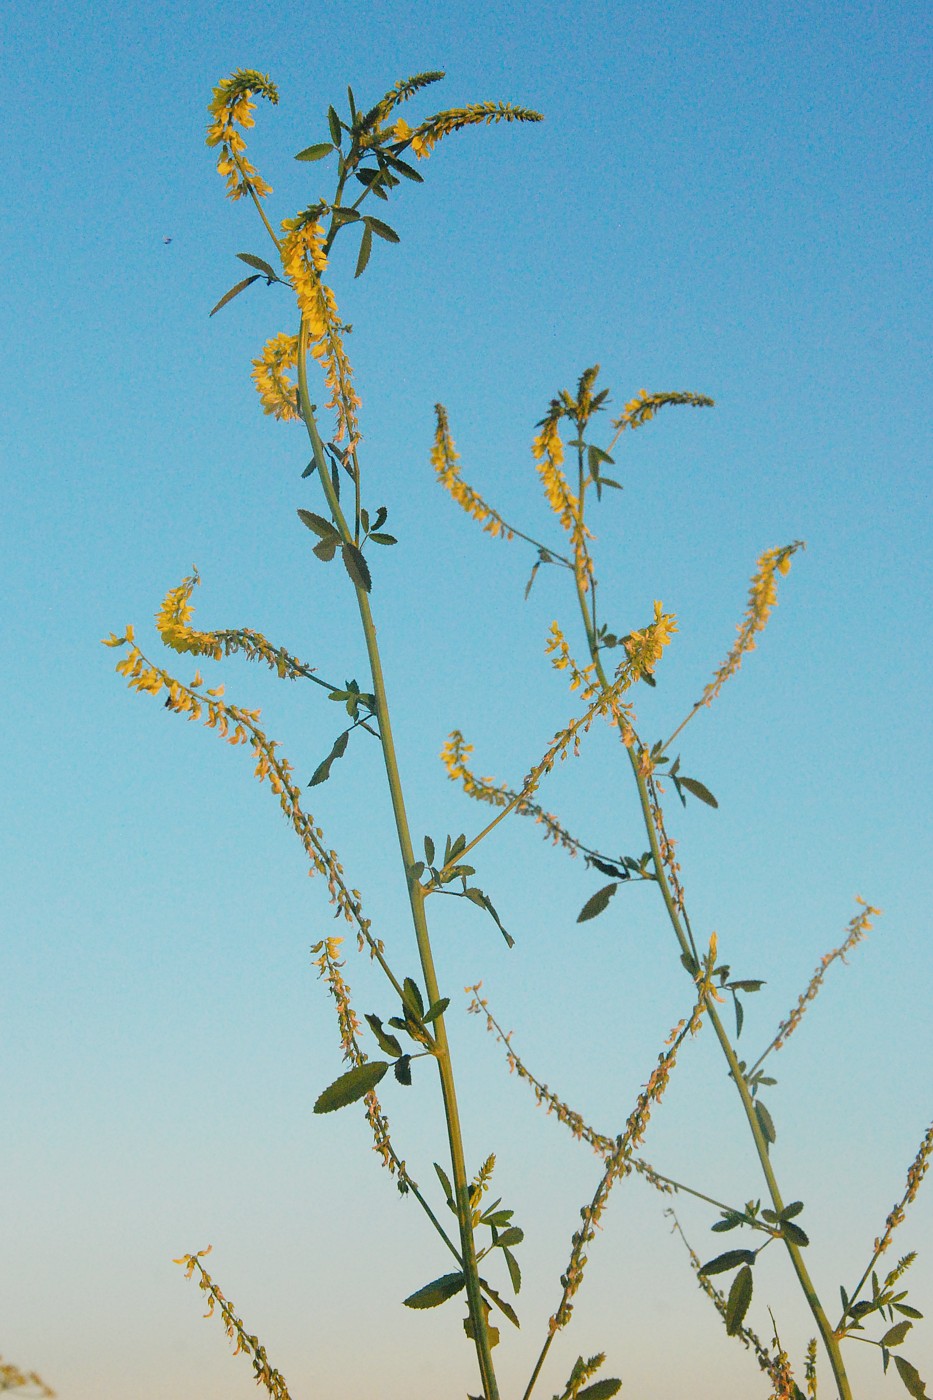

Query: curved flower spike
<box><xmin>206</xmin><ymin>68</ymin><xmax>278</xmax><ymax>200</ymax></box>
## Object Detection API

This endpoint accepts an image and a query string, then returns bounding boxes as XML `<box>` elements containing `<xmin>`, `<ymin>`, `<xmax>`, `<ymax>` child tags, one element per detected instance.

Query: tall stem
<box><xmin>296</xmin><ymin>318</ymin><xmax>501</xmax><ymax>1400</ymax></box>
<box><xmin>570</xmin><ymin>528</ymin><xmax>852</xmax><ymax>1399</ymax></box>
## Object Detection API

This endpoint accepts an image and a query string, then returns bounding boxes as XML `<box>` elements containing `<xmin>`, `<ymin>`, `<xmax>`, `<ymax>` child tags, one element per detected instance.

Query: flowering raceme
<box><xmin>206</xmin><ymin>69</ymin><xmax>277</xmax><ymax>200</ymax></box>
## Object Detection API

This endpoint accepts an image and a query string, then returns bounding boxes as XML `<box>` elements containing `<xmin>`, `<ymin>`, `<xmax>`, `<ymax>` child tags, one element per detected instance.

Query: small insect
<box><xmin>163</xmin><ymin>236</ymin><xmax>173</xmax><ymax>245</ymax></box>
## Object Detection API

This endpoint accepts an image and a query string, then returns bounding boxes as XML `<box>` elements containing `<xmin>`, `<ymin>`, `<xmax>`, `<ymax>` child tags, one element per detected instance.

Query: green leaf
<box><xmin>236</xmin><ymin>252</ymin><xmax>279</xmax><ymax>280</ymax></box>
<box><xmin>503</xmin><ymin>1245</ymin><xmax>522</xmax><ymax>1294</ymax></box>
<box><xmin>364</xmin><ymin>1013</ymin><xmax>402</xmax><ymax>1058</ymax></box>
<box><xmin>342</xmin><ymin>541</ymin><xmax>372</xmax><ymax>592</ymax></box>
<box><xmin>894</xmin><ymin>1356</ymin><xmax>928</xmax><ymax>1398</ymax></box>
<box><xmin>354</xmin><ymin>222</ymin><xmax>373</xmax><ymax>278</ymax></box>
<box><xmin>308</xmin><ymin>729</ymin><xmax>350</xmax><ymax>786</ymax></box>
<box><xmin>330</xmin><ymin>205</ymin><xmax>361</xmax><ymax>225</ymax></box>
<box><xmin>734</xmin><ymin>995</ymin><xmax>745</xmax><ymax>1039</ymax></box>
<box><xmin>402</xmin><ymin>978</ymin><xmax>425</xmax><ymax>1020</ymax></box>
<box><xmin>679</xmin><ymin>776</ymin><xmax>719</xmax><ymax>808</ymax></box>
<box><xmin>780</xmin><ymin>1201</ymin><xmax>804</xmax><ymax>1220</ymax></box>
<box><xmin>477</xmin><ymin>1280</ymin><xmax>518</xmax><ymax>1327</ymax></box>
<box><xmin>894</xmin><ymin>1304</ymin><xmax>924</xmax><ymax>1319</ymax></box>
<box><xmin>712</xmin><ymin>1213</ymin><xmax>744</xmax><ymax>1233</ymax></box>
<box><xmin>424</xmin><ymin>835</ymin><xmax>435</xmax><ymax>866</ymax></box>
<box><xmin>422</xmin><ymin>996</ymin><xmax>450</xmax><ymax>1025</ymax></box>
<box><xmin>209</xmin><ymin>274</ymin><xmax>260</xmax><ymax>316</ymax></box>
<box><xmin>577</xmin><ymin>1382</ymin><xmax>622</xmax><ymax>1400</ymax></box>
<box><xmin>403</xmin><ymin>1272</ymin><xmax>466</xmax><ymax>1309</ymax></box>
<box><xmin>393</xmin><ymin>1054</ymin><xmax>412</xmax><ymax>1085</ymax></box>
<box><xmin>726</xmin><ymin>1264</ymin><xmax>753</xmax><ymax>1335</ymax></box>
<box><xmin>327</xmin><ymin>105</ymin><xmax>342</xmax><ymax>145</ymax></box>
<box><xmin>434</xmin><ymin>1161</ymin><xmax>454</xmax><ymax>1203</ymax></box>
<box><xmin>883</xmin><ymin>1322</ymin><xmax>913</xmax><ymax>1348</ymax></box>
<box><xmin>295</xmin><ymin>142</ymin><xmax>335</xmax><ymax>161</ymax></box>
<box><xmin>408</xmin><ymin>860</ymin><xmax>425</xmax><ymax>881</ymax></box>
<box><xmin>313</xmin><ymin>538</ymin><xmax>339</xmax><ymax>562</ymax></box>
<box><xmin>366</xmin><ymin>215</ymin><xmax>401</xmax><ymax>243</ymax></box>
<box><xmin>368</xmin><ymin>531</ymin><xmax>398</xmax><ymax>545</ymax></box>
<box><xmin>698</xmin><ymin>1249</ymin><xmax>756</xmax><ymax>1276</ymax></box>
<box><xmin>494</xmin><ymin>1226</ymin><xmax>524</xmax><ymax>1250</ymax></box>
<box><xmin>297</xmin><ymin>508</ymin><xmax>339</xmax><ymax>539</ymax></box>
<box><xmin>313</xmin><ymin>1060</ymin><xmax>389</xmax><ymax>1113</ymax></box>
<box><xmin>301</xmin><ymin>457</ymin><xmax>317</xmax><ymax>478</ymax></box>
<box><xmin>755</xmin><ymin>1100</ymin><xmax>777</xmax><ymax>1147</ymax></box>
<box><xmin>729</xmin><ymin>979</ymin><xmax>766</xmax><ymax>993</ymax></box>
<box><xmin>384</xmin><ymin>150</ymin><xmax>424</xmax><ymax>181</ymax></box>
<box><xmin>577</xmin><ymin>882</ymin><xmax>618</xmax><ymax>923</ymax></box>
<box><xmin>466</xmin><ymin>889</ymin><xmax>514</xmax><ymax>948</ymax></box>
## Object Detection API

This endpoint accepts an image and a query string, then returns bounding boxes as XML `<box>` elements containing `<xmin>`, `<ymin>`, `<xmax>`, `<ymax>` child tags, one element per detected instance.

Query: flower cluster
<box><xmin>621</xmin><ymin>600</ymin><xmax>678</xmax><ymax>679</ymax></box>
<box><xmin>702</xmin><ymin>541</ymin><xmax>804</xmax><ymax>707</ymax></box>
<box><xmin>392</xmin><ymin>101</ymin><xmax>542</xmax><ymax>159</ymax></box>
<box><xmin>252</xmin><ymin>332</ymin><xmax>301</xmax><ymax>422</ymax></box>
<box><xmin>153</xmin><ymin>570</ymin><xmax>315</xmax><ymax>680</ymax></box>
<box><xmin>441</xmin><ymin>730</ymin><xmax>585</xmax><ymax>856</ymax></box>
<box><xmin>173</xmin><ymin>1247</ymin><xmax>293</xmax><ymax>1399</ymax></box>
<box><xmin>545</xmin><ymin>621</ymin><xmax>598</xmax><ymax>699</ymax></box>
<box><xmin>611</xmin><ymin>388</ymin><xmax>714</xmax><ymax>435</ymax></box>
<box><xmin>551</xmin><ymin>982</ymin><xmax>708</xmax><ymax>1333</ymax></box>
<box><xmin>431</xmin><ymin>404</ymin><xmax>515</xmax><ymax>539</ymax></box>
<box><xmin>768</xmin><ymin>896</ymin><xmax>879</xmax><ymax>1054</ymax></box>
<box><xmin>312</xmin><ymin>936</ymin><xmax>404</xmax><ymax>1177</ymax></box>
<box><xmin>206</xmin><ymin>69</ymin><xmax>277</xmax><ymax>201</ymax></box>
<box><xmin>873</xmin><ymin>1123</ymin><xmax>933</xmax><ymax>1259</ymax></box>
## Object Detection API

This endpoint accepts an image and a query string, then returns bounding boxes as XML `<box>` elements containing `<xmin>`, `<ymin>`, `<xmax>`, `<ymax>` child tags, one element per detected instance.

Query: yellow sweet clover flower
<box><xmin>206</xmin><ymin>69</ymin><xmax>278</xmax><ymax>201</ymax></box>
<box><xmin>397</xmin><ymin>102</ymin><xmax>543</xmax><ymax>160</ymax></box>
<box><xmin>431</xmin><ymin>405</ymin><xmax>515</xmax><ymax>539</ymax></box>
<box><xmin>280</xmin><ymin>214</ymin><xmax>329</xmax><ymax>337</ymax></box>
<box><xmin>612</xmin><ymin>389</ymin><xmax>715</xmax><ymax>435</ymax></box>
<box><xmin>545</xmin><ymin>621</ymin><xmax>598</xmax><ymax>698</ymax></box>
<box><xmin>275</xmin><ymin>211</ymin><xmax>361</xmax><ymax>444</ymax></box>
<box><xmin>622</xmin><ymin>600</ymin><xmax>678</xmax><ymax>678</ymax></box>
<box><xmin>252</xmin><ymin>332</ymin><xmax>301</xmax><ymax>422</ymax></box>
<box><xmin>701</xmin><ymin>541</ymin><xmax>803</xmax><ymax>705</ymax></box>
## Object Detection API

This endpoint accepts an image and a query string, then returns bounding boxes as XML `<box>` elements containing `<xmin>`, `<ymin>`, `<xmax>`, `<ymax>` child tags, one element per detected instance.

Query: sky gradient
<box><xmin>3</xmin><ymin>1</ymin><xmax>931</xmax><ymax>1397</ymax></box>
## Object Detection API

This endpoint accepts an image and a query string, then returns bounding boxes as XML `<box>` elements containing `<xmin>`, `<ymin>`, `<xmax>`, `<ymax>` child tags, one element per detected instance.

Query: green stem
<box><xmin>570</xmin><ymin>545</ymin><xmax>851</xmax><ymax>1400</ymax></box>
<box><xmin>296</xmin><ymin>317</ymin><xmax>501</xmax><ymax>1400</ymax></box>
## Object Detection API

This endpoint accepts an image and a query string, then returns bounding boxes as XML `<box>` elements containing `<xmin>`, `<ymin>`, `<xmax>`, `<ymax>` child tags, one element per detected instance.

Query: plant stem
<box><xmin>296</xmin><ymin>317</ymin><xmax>501</xmax><ymax>1400</ymax></box>
<box><xmin>569</xmin><ymin>529</ymin><xmax>852</xmax><ymax>1400</ymax></box>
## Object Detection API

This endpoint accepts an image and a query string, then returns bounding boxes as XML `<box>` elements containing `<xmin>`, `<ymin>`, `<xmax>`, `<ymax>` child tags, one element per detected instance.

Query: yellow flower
<box><xmin>252</xmin><ymin>332</ymin><xmax>301</xmax><ymax>422</ymax></box>
<box><xmin>206</xmin><ymin>69</ymin><xmax>278</xmax><ymax>201</ymax></box>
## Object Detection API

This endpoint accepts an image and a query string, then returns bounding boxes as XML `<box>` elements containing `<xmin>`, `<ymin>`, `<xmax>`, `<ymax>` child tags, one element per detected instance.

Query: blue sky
<box><xmin>3</xmin><ymin>1</ymin><xmax>931</xmax><ymax>1397</ymax></box>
